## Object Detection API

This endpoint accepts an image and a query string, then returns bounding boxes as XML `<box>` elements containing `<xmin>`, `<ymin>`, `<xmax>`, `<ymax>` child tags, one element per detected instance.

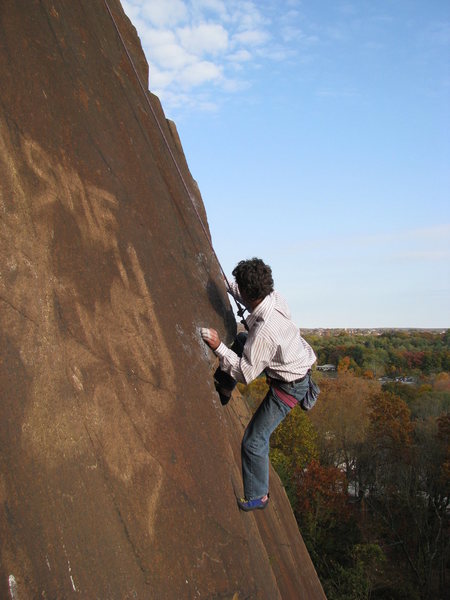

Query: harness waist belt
<box><xmin>268</xmin><ymin>370</ymin><xmax>310</xmax><ymax>387</ymax></box>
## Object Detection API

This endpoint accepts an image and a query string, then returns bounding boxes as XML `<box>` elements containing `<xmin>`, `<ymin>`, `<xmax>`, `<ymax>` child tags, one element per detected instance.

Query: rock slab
<box><xmin>0</xmin><ymin>1</ymin><xmax>327</xmax><ymax>598</ymax></box>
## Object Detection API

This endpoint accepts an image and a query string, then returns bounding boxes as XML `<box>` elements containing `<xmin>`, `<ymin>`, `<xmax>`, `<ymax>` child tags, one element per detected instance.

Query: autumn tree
<box><xmin>296</xmin><ymin>459</ymin><xmax>351</xmax><ymax>553</ymax></box>
<box><xmin>295</xmin><ymin>460</ymin><xmax>384</xmax><ymax>600</ymax></box>
<box><xmin>308</xmin><ymin>373</ymin><xmax>379</xmax><ymax>494</ymax></box>
<box><xmin>360</xmin><ymin>393</ymin><xmax>449</xmax><ymax>599</ymax></box>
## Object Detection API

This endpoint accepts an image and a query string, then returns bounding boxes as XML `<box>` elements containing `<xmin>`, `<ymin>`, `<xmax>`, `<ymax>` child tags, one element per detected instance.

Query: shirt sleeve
<box><xmin>214</xmin><ymin>334</ymin><xmax>276</xmax><ymax>384</ymax></box>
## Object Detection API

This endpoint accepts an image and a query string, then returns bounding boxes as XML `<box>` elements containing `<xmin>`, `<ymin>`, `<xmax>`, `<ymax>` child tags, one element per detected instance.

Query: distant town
<box><xmin>302</xmin><ymin>328</ymin><xmax>448</xmax><ymax>337</ymax></box>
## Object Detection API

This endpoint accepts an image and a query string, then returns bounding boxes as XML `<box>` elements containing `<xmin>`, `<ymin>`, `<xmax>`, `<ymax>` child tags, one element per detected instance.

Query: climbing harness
<box><xmin>102</xmin><ymin>0</ymin><xmax>248</xmax><ymax>330</ymax></box>
<box><xmin>235</xmin><ymin>302</ymin><xmax>248</xmax><ymax>329</ymax></box>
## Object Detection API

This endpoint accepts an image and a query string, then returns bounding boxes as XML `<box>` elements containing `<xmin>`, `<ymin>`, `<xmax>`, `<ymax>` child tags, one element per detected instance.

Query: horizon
<box><xmin>302</xmin><ymin>326</ymin><xmax>448</xmax><ymax>331</ymax></box>
<box><xmin>122</xmin><ymin>0</ymin><xmax>450</xmax><ymax>329</ymax></box>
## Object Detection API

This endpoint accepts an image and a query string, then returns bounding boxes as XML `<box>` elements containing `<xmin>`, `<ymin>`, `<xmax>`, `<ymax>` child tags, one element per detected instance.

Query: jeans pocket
<box><xmin>278</xmin><ymin>376</ymin><xmax>310</xmax><ymax>404</ymax></box>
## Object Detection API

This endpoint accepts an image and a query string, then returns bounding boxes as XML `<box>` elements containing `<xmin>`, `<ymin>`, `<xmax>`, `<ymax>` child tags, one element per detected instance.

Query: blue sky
<box><xmin>121</xmin><ymin>0</ymin><xmax>450</xmax><ymax>328</ymax></box>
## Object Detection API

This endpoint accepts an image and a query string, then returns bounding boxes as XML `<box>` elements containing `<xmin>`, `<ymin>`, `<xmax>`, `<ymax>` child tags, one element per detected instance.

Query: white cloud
<box><xmin>257</xmin><ymin>45</ymin><xmax>296</xmax><ymax>62</ymax></box>
<box><xmin>141</xmin><ymin>0</ymin><xmax>188</xmax><ymax>27</ymax></box>
<box><xmin>232</xmin><ymin>29</ymin><xmax>269</xmax><ymax>46</ymax></box>
<box><xmin>281</xmin><ymin>25</ymin><xmax>304</xmax><ymax>42</ymax></box>
<box><xmin>148</xmin><ymin>63</ymin><xmax>176</xmax><ymax>89</ymax></box>
<box><xmin>142</xmin><ymin>29</ymin><xmax>196</xmax><ymax>70</ymax></box>
<box><xmin>221</xmin><ymin>78</ymin><xmax>250</xmax><ymax>92</ymax></box>
<box><xmin>121</xmin><ymin>0</ymin><xmax>140</xmax><ymax>20</ymax></box>
<box><xmin>191</xmin><ymin>0</ymin><xmax>227</xmax><ymax>18</ymax></box>
<box><xmin>179</xmin><ymin>61</ymin><xmax>223</xmax><ymax>87</ymax></box>
<box><xmin>121</xmin><ymin>0</ymin><xmax>307</xmax><ymax>113</ymax></box>
<box><xmin>177</xmin><ymin>23</ymin><xmax>229</xmax><ymax>55</ymax></box>
<box><xmin>227</xmin><ymin>49</ymin><xmax>252</xmax><ymax>62</ymax></box>
<box><xmin>230</xmin><ymin>2</ymin><xmax>268</xmax><ymax>29</ymax></box>
<box><xmin>140</xmin><ymin>27</ymin><xmax>176</xmax><ymax>47</ymax></box>
<box><xmin>154</xmin><ymin>88</ymin><xmax>220</xmax><ymax>112</ymax></box>
<box><xmin>281</xmin><ymin>25</ymin><xmax>319</xmax><ymax>45</ymax></box>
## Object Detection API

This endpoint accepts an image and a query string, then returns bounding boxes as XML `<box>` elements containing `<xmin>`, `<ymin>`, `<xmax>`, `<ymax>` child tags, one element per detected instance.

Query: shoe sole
<box><xmin>237</xmin><ymin>500</ymin><xmax>269</xmax><ymax>512</ymax></box>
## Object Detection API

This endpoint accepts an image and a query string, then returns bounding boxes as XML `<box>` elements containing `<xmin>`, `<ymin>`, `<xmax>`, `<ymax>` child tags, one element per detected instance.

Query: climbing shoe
<box><xmin>214</xmin><ymin>381</ymin><xmax>233</xmax><ymax>406</ymax></box>
<box><xmin>237</xmin><ymin>495</ymin><xmax>269</xmax><ymax>512</ymax></box>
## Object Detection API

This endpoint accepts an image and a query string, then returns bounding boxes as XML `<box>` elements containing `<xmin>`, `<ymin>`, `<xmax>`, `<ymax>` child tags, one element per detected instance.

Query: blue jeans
<box><xmin>214</xmin><ymin>332</ymin><xmax>310</xmax><ymax>500</ymax></box>
<box><xmin>242</xmin><ymin>375</ymin><xmax>311</xmax><ymax>500</ymax></box>
<box><xmin>242</xmin><ymin>387</ymin><xmax>291</xmax><ymax>499</ymax></box>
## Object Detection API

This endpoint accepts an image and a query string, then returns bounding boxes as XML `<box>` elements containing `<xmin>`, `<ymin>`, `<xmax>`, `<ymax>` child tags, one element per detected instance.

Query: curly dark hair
<box><xmin>232</xmin><ymin>258</ymin><xmax>274</xmax><ymax>301</ymax></box>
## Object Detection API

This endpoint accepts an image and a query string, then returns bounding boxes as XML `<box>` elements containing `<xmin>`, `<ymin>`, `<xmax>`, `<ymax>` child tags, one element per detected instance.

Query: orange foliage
<box><xmin>369</xmin><ymin>392</ymin><xmax>413</xmax><ymax>451</ymax></box>
<box><xmin>309</xmin><ymin>373</ymin><xmax>379</xmax><ymax>470</ymax></box>
<box><xmin>296</xmin><ymin>459</ymin><xmax>350</xmax><ymax>522</ymax></box>
<box><xmin>337</xmin><ymin>356</ymin><xmax>351</xmax><ymax>373</ymax></box>
<box><xmin>434</xmin><ymin>372</ymin><xmax>450</xmax><ymax>392</ymax></box>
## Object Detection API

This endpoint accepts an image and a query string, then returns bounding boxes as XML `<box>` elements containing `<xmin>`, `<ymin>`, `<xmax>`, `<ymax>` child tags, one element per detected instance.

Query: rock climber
<box><xmin>201</xmin><ymin>257</ymin><xmax>317</xmax><ymax>512</ymax></box>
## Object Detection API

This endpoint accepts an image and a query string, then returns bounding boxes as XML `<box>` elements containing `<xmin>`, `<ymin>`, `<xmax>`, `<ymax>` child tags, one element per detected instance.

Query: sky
<box><xmin>121</xmin><ymin>0</ymin><xmax>450</xmax><ymax>328</ymax></box>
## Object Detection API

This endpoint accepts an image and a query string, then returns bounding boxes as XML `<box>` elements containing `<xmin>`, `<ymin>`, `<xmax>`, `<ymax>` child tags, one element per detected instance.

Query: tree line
<box><xmin>307</xmin><ymin>329</ymin><xmax>450</xmax><ymax>378</ymax></box>
<box><xmin>238</xmin><ymin>330</ymin><xmax>449</xmax><ymax>600</ymax></box>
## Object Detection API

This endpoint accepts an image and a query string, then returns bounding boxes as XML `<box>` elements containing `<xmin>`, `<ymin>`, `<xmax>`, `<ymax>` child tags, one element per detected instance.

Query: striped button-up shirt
<box><xmin>214</xmin><ymin>283</ymin><xmax>316</xmax><ymax>384</ymax></box>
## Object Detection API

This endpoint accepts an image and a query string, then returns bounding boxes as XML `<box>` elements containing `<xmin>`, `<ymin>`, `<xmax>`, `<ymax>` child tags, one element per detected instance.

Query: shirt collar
<box><xmin>247</xmin><ymin>292</ymin><xmax>275</xmax><ymax>329</ymax></box>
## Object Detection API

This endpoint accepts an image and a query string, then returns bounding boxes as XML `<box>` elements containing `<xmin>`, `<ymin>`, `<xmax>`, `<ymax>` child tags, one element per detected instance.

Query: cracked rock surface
<box><xmin>0</xmin><ymin>1</ymin><xmax>326</xmax><ymax>598</ymax></box>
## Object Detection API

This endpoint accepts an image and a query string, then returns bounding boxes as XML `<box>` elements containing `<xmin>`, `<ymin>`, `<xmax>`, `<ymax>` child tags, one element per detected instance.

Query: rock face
<box><xmin>0</xmin><ymin>1</ymin><xmax>326</xmax><ymax>598</ymax></box>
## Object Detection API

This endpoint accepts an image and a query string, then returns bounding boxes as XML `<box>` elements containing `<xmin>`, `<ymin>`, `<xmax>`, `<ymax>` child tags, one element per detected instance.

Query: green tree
<box><xmin>270</xmin><ymin>407</ymin><xmax>318</xmax><ymax>508</ymax></box>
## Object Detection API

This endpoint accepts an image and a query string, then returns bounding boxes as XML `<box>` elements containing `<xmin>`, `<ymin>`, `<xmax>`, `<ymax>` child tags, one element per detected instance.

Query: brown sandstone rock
<box><xmin>0</xmin><ymin>1</ymin><xmax>326</xmax><ymax>598</ymax></box>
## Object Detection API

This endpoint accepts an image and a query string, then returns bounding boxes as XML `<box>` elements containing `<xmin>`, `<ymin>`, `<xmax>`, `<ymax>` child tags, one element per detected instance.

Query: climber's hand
<box><xmin>201</xmin><ymin>328</ymin><xmax>220</xmax><ymax>350</ymax></box>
